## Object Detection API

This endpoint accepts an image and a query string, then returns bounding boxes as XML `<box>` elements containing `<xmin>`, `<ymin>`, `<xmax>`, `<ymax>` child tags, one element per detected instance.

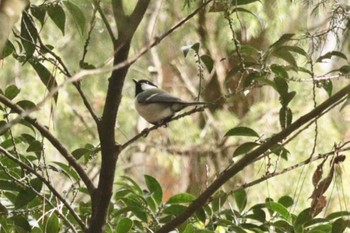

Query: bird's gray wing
<box><xmin>136</xmin><ymin>89</ymin><xmax>185</xmax><ymax>104</ymax></box>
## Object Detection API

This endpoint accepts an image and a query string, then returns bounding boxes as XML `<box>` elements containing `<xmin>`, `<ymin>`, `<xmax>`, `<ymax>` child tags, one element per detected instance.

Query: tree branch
<box><xmin>88</xmin><ymin>1</ymin><xmax>150</xmax><ymax>232</ymax></box>
<box><xmin>121</xmin><ymin>106</ymin><xmax>206</xmax><ymax>150</ymax></box>
<box><xmin>0</xmin><ymin>94</ymin><xmax>96</xmax><ymax>195</ymax></box>
<box><xmin>156</xmin><ymin>82</ymin><xmax>350</xmax><ymax>233</ymax></box>
<box><xmin>0</xmin><ymin>146</ymin><xmax>85</xmax><ymax>231</ymax></box>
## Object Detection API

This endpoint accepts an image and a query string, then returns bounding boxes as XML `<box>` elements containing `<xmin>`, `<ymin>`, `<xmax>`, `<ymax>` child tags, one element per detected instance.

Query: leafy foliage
<box><xmin>0</xmin><ymin>0</ymin><xmax>350</xmax><ymax>232</ymax></box>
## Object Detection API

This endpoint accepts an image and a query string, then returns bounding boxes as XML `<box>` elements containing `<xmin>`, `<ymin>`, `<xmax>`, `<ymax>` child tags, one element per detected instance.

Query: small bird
<box><xmin>133</xmin><ymin>79</ymin><xmax>208</xmax><ymax>125</ymax></box>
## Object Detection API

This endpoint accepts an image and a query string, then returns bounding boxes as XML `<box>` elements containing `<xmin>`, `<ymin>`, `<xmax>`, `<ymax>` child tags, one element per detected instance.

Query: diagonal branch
<box><xmin>0</xmin><ymin>94</ymin><xmax>96</xmax><ymax>195</ymax></box>
<box><xmin>156</xmin><ymin>82</ymin><xmax>350</xmax><ymax>232</ymax></box>
<box><xmin>121</xmin><ymin>106</ymin><xmax>206</xmax><ymax>150</ymax></box>
<box><xmin>0</xmin><ymin>146</ymin><xmax>85</xmax><ymax>231</ymax></box>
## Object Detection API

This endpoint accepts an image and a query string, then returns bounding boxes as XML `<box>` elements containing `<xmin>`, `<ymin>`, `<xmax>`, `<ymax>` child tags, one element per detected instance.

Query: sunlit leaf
<box><xmin>46</xmin><ymin>213</ymin><xmax>60</xmax><ymax>233</ymax></box>
<box><xmin>271</xmin><ymin>64</ymin><xmax>289</xmax><ymax>79</ymax></box>
<box><xmin>116</xmin><ymin>218</ymin><xmax>133</xmax><ymax>233</ymax></box>
<box><xmin>266</xmin><ymin>201</ymin><xmax>292</xmax><ymax>222</ymax></box>
<box><xmin>234</xmin><ymin>189</ymin><xmax>247</xmax><ymax>212</ymax></box>
<box><xmin>167</xmin><ymin>193</ymin><xmax>196</xmax><ymax>204</ymax></box>
<box><xmin>144</xmin><ymin>175</ymin><xmax>163</xmax><ymax>205</ymax></box>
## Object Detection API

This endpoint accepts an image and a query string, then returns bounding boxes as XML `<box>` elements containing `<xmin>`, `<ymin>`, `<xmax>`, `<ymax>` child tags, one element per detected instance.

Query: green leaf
<box><xmin>26</xmin><ymin>140</ymin><xmax>43</xmax><ymax>153</ymax></box>
<box><xmin>163</xmin><ymin>204</ymin><xmax>187</xmax><ymax>215</ymax></box>
<box><xmin>63</xmin><ymin>1</ymin><xmax>86</xmax><ymax>36</ymax></box>
<box><xmin>31</xmin><ymin>5</ymin><xmax>46</xmax><ymax>26</ymax></box>
<box><xmin>51</xmin><ymin>162</ymin><xmax>80</xmax><ymax>181</ymax></box>
<box><xmin>271</xmin><ymin>64</ymin><xmax>289</xmax><ymax>79</ymax></box>
<box><xmin>0</xmin><ymin>40</ymin><xmax>15</xmax><ymax>59</ymax></box>
<box><xmin>279</xmin><ymin>107</ymin><xmax>292</xmax><ymax>129</ymax></box>
<box><xmin>274</xmin><ymin>76</ymin><xmax>288</xmax><ymax>95</ymax></box>
<box><xmin>5</xmin><ymin>85</ymin><xmax>20</xmax><ymax>100</ymax></box>
<box><xmin>12</xmin><ymin>216</ymin><xmax>31</xmax><ymax>232</ymax></box>
<box><xmin>29</xmin><ymin>60</ymin><xmax>58</xmax><ymax>102</ymax></box>
<box><xmin>200</xmin><ymin>54</ymin><xmax>214</xmax><ymax>73</ymax></box>
<box><xmin>281</xmin><ymin>45</ymin><xmax>308</xmax><ymax>57</ymax></box>
<box><xmin>144</xmin><ymin>175</ymin><xmax>163</xmax><ymax>205</ymax></box>
<box><xmin>225</xmin><ymin>126</ymin><xmax>259</xmax><ymax>138</ymax></box>
<box><xmin>332</xmin><ymin>218</ymin><xmax>349</xmax><ymax>233</ymax></box>
<box><xmin>320</xmin><ymin>80</ymin><xmax>333</xmax><ymax>97</ymax></box>
<box><xmin>72</xmin><ymin>148</ymin><xmax>91</xmax><ymax>160</ymax></box>
<box><xmin>339</xmin><ymin>65</ymin><xmax>350</xmax><ymax>74</ymax></box>
<box><xmin>234</xmin><ymin>189</ymin><xmax>247</xmax><ymax>212</ymax></box>
<box><xmin>47</xmin><ymin>4</ymin><xmax>66</xmax><ymax>35</ymax></box>
<box><xmin>269</xmin><ymin>33</ymin><xmax>294</xmax><ymax>49</ymax></box>
<box><xmin>167</xmin><ymin>193</ymin><xmax>196</xmax><ymax>204</ymax></box>
<box><xmin>294</xmin><ymin>208</ymin><xmax>313</xmax><ymax>231</ymax></box>
<box><xmin>266</xmin><ymin>201</ymin><xmax>292</xmax><ymax>222</ymax></box>
<box><xmin>191</xmin><ymin>42</ymin><xmax>200</xmax><ymax>53</ymax></box>
<box><xmin>327</xmin><ymin>211</ymin><xmax>350</xmax><ymax>220</ymax></box>
<box><xmin>21</xmin><ymin>12</ymin><xmax>38</xmax><ymax>58</ymax></box>
<box><xmin>16</xmin><ymin>100</ymin><xmax>37</xmax><ymax>110</ymax></box>
<box><xmin>46</xmin><ymin>213</ymin><xmax>60</xmax><ymax>233</ymax></box>
<box><xmin>15</xmin><ymin>178</ymin><xmax>42</xmax><ymax>208</ymax></box>
<box><xmin>270</xmin><ymin>143</ymin><xmax>290</xmax><ymax>160</ymax></box>
<box><xmin>211</xmin><ymin>191</ymin><xmax>228</xmax><ymax>212</ymax></box>
<box><xmin>316</xmin><ymin>51</ymin><xmax>348</xmax><ymax>63</ymax></box>
<box><xmin>116</xmin><ymin>218</ymin><xmax>133</xmax><ymax>233</ymax></box>
<box><xmin>279</xmin><ymin>91</ymin><xmax>296</xmax><ymax>107</ymax></box>
<box><xmin>278</xmin><ymin>196</ymin><xmax>294</xmax><ymax>208</ymax></box>
<box><xmin>233</xmin><ymin>142</ymin><xmax>260</xmax><ymax>157</ymax></box>
<box><xmin>196</xmin><ymin>207</ymin><xmax>206</xmax><ymax>223</ymax></box>
<box><xmin>272</xmin><ymin>49</ymin><xmax>298</xmax><ymax>68</ymax></box>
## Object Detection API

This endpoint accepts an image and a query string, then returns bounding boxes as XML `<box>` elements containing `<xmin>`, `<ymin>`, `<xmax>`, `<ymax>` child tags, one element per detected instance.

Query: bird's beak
<box><xmin>132</xmin><ymin>79</ymin><xmax>137</xmax><ymax>84</ymax></box>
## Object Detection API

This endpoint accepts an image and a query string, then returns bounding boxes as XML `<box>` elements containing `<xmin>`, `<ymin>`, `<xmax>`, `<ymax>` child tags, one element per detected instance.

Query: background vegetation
<box><xmin>1</xmin><ymin>0</ymin><xmax>350</xmax><ymax>232</ymax></box>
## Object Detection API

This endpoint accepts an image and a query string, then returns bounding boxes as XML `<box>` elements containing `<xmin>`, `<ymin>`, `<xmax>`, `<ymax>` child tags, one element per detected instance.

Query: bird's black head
<box><xmin>133</xmin><ymin>79</ymin><xmax>158</xmax><ymax>96</ymax></box>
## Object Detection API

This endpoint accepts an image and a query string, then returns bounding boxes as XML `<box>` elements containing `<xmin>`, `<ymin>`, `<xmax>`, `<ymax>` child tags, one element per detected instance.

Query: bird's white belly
<box><xmin>135</xmin><ymin>101</ymin><xmax>174</xmax><ymax>124</ymax></box>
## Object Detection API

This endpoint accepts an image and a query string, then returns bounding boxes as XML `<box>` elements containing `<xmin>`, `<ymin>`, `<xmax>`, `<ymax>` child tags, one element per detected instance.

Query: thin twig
<box><xmin>0</xmin><ymin>146</ymin><xmax>85</xmax><ymax>231</ymax></box>
<box><xmin>0</xmin><ymin>95</ymin><xmax>96</xmax><ymax>195</ymax></box>
<box><xmin>121</xmin><ymin>106</ymin><xmax>207</xmax><ymax>150</ymax></box>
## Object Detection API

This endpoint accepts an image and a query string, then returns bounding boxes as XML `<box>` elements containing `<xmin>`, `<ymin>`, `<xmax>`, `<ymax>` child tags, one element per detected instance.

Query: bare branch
<box><xmin>0</xmin><ymin>146</ymin><xmax>85</xmax><ymax>231</ymax></box>
<box><xmin>0</xmin><ymin>94</ymin><xmax>96</xmax><ymax>195</ymax></box>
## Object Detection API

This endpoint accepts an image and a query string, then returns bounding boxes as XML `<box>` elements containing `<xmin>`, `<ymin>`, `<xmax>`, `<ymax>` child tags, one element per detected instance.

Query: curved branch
<box><xmin>0</xmin><ymin>94</ymin><xmax>96</xmax><ymax>195</ymax></box>
<box><xmin>156</xmin><ymin>83</ymin><xmax>350</xmax><ymax>232</ymax></box>
<box><xmin>0</xmin><ymin>146</ymin><xmax>85</xmax><ymax>230</ymax></box>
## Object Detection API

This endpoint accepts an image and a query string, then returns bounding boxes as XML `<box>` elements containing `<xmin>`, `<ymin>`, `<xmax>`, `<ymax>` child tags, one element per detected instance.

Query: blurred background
<box><xmin>1</xmin><ymin>0</ymin><xmax>350</xmax><ymax>216</ymax></box>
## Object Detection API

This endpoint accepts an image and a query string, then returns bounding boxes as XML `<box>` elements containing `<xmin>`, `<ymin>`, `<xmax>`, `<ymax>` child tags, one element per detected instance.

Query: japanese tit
<box><xmin>133</xmin><ymin>79</ymin><xmax>208</xmax><ymax>125</ymax></box>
